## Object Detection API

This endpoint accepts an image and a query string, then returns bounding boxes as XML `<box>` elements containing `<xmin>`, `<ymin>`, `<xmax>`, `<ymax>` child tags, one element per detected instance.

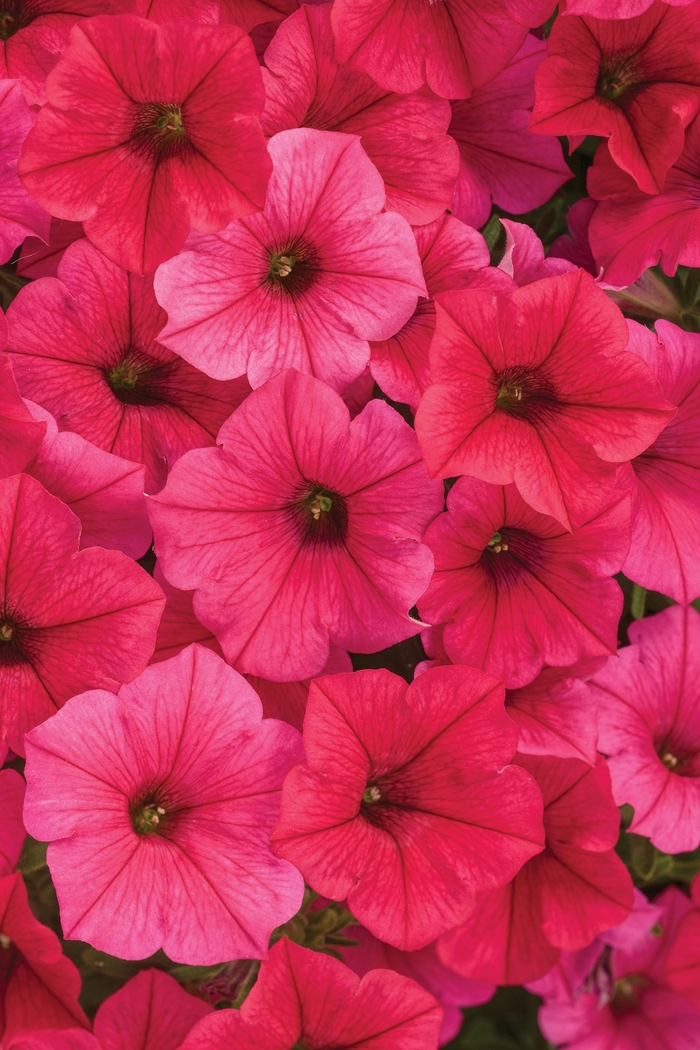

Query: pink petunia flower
<box><xmin>16</xmin><ymin>218</ymin><xmax>84</xmax><ymax>280</ymax></box>
<box><xmin>154</xmin><ymin>128</ymin><xmax>426</xmax><ymax>393</ymax></box>
<box><xmin>329</xmin><ymin>0</ymin><xmax>554</xmax><ymax>99</ymax></box>
<box><xmin>18</xmin><ymin>15</ymin><xmax>271</xmax><ymax>274</ymax></box>
<box><xmin>530</xmin><ymin>2</ymin><xmax>700</xmax><ymax>195</ymax></box>
<box><xmin>0</xmin><ymin>80</ymin><xmax>49</xmax><ymax>264</ymax></box>
<box><xmin>5</xmin><ymin>238</ymin><xmax>251</xmax><ymax>494</ymax></box>
<box><xmin>414</xmin><ymin>270</ymin><xmax>673</xmax><ymax>529</ymax></box>
<box><xmin>0</xmin><ymin>0</ymin><xmax>129</xmax><ymax>106</ymax></box>
<box><xmin>590</xmin><ymin>604</ymin><xmax>700</xmax><ymax>855</ymax></box>
<box><xmin>535</xmin><ymin>885</ymin><xmax>700</xmax><ymax>1050</ymax></box>
<box><xmin>417</xmin><ymin>477</ymin><xmax>630</xmax><ymax>689</ymax></box>
<box><xmin>0</xmin><ymin>769</ymin><xmax>25</xmax><ymax>877</ymax></box>
<box><xmin>369</xmin><ymin>212</ymin><xmax>499</xmax><ymax>410</ymax></box>
<box><xmin>0</xmin><ymin>473</ymin><xmax>164</xmax><ymax>754</ymax></box>
<box><xmin>497</xmin><ymin>219</ymin><xmax>578</xmax><ymax>286</ymax></box>
<box><xmin>271</xmin><ymin>666</ymin><xmax>545</xmax><ymax>951</ymax></box>
<box><xmin>587</xmin><ymin>129</ymin><xmax>700</xmax><ymax>287</ymax></box>
<box><xmin>139</xmin><ymin>0</ymin><xmax>288</xmax><ymax>31</ymax></box>
<box><xmin>437</xmin><ymin>754</ymin><xmax>634</xmax><ymax>985</ymax></box>
<box><xmin>619</xmin><ymin>319</ymin><xmax>700</xmax><ymax>604</ymax></box>
<box><xmin>339</xmin><ymin>923</ymin><xmax>495</xmax><ymax>1046</ymax></box>
<box><xmin>665</xmin><ymin>875</ymin><xmax>700</xmax><ymax>1011</ymax></box>
<box><xmin>0</xmin><ymin>872</ymin><xmax>90</xmax><ymax>1041</ymax></box>
<box><xmin>0</xmin><ymin>352</ymin><xmax>45</xmax><ymax>478</ymax></box>
<box><xmin>260</xmin><ymin>5</ymin><xmax>459</xmax><ymax>225</ymax></box>
<box><xmin>564</xmin><ymin>0</ymin><xmax>698</xmax><ymax>17</ymax></box>
<box><xmin>548</xmin><ymin>196</ymin><xmax>599</xmax><ymax>275</ymax></box>
<box><xmin>149</xmin><ymin>370</ymin><xmax>443</xmax><ymax>682</ymax></box>
<box><xmin>180</xmin><ymin>937</ymin><xmax>443</xmax><ymax>1050</ymax></box>
<box><xmin>449</xmin><ymin>36</ymin><xmax>571</xmax><ymax>228</ymax></box>
<box><xmin>23</xmin><ymin>643</ymin><xmax>305</xmax><ymax>963</ymax></box>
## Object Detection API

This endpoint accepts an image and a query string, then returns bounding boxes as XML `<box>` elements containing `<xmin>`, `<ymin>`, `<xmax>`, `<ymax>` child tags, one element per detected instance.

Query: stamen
<box><xmin>363</xmin><ymin>785</ymin><xmax>381</xmax><ymax>804</ymax></box>
<box><xmin>270</xmin><ymin>254</ymin><xmax>295</xmax><ymax>278</ymax></box>
<box><xmin>308</xmin><ymin>492</ymin><xmax>332</xmax><ymax>520</ymax></box>
<box><xmin>0</xmin><ymin>933</ymin><xmax>10</xmax><ymax>949</ymax></box>
<box><xmin>661</xmin><ymin>752</ymin><xmax>679</xmax><ymax>770</ymax></box>
<box><xmin>0</xmin><ymin>623</ymin><xmax>13</xmax><ymax>642</ymax></box>
<box><xmin>486</xmin><ymin>532</ymin><xmax>508</xmax><ymax>553</ymax></box>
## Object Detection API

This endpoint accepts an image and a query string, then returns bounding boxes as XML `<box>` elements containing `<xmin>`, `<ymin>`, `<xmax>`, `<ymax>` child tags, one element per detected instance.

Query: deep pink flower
<box><xmin>140</xmin><ymin>0</ymin><xmax>288</xmax><ymax>30</ymax></box>
<box><xmin>530</xmin><ymin>2</ymin><xmax>700</xmax><ymax>195</ymax></box>
<box><xmin>414</xmin><ymin>270</ymin><xmax>673</xmax><ymax>529</ymax></box>
<box><xmin>536</xmin><ymin>886</ymin><xmax>700</xmax><ymax>1050</ymax></box>
<box><xmin>665</xmin><ymin>876</ymin><xmax>700</xmax><ymax>1010</ymax></box>
<box><xmin>369</xmin><ymin>212</ymin><xmax>499</xmax><ymax>409</ymax></box>
<box><xmin>449</xmin><ymin>36</ymin><xmax>571</xmax><ymax>228</ymax></box>
<box><xmin>0</xmin><ymin>473</ymin><xmax>163</xmax><ymax>755</ymax></box>
<box><xmin>438</xmin><ymin>754</ymin><xmax>633</xmax><ymax>985</ymax></box>
<box><xmin>0</xmin><ymin>770</ymin><xmax>25</xmax><ymax>877</ymax></box>
<box><xmin>0</xmin><ymin>0</ymin><xmax>129</xmax><ymax>106</ymax></box>
<box><xmin>497</xmin><ymin>219</ymin><xmax>577</xmax><ymax>286</ymax></box>
<box><xmin>0</xmin><ymin>80</ymin><xmax>49</xmax><ymax>264</ymax></box>
<box><xmin>16</xmin><ymin>218</ymin><xmax>84</xmax><ymax>280</ymax></box>
<box><xmin>329</xmin><ymin>0</ymin><xmax>554</xmax><ymax>98</ymax></box>
<box><xmin>339</xmin><ymin>923</ymin><xmax>495</xmax><ymax>1046</ymax></box>
<box><xmin>619</xmin><ymin>319</ymin><xmax>700</xmax><ymax>604</ymax></box>
<box><xmin>260</xmin><ymin>5</ymin><xmax>458</xmax><ymax>225</ymax></box>
<box><xmin>23</xmin><ymin>402</ymin><xmax>151</xmax><ymax>560</ymax></box>
<box><xmin>149</xmin><ymin>370</ymin><xmax>443</xmax><ymax>682</ymax></box>
<box><xmin>6</xmin><ymin>238</ymin><xmax>251</xmax><ymax>494</ymax></box>
<box><xmin>23</xmin><ymin>643</ymin><xmax>304</xmax><ymax>963</ymax></box>
<box><xmin>180</xmin><ymin>937</ymin><xmax>443</xmax><ymax>1050</ymax></box>
<box><xmin>548</xmin><ymin>196</ymin><xmax>599</xmax><ymax>275</ymax></box>
<box><xmin>417</xmin><ymin>477</ymin><xmax>629</xmax><ymax>689</ymax></box>
<box><xmin>0</xmin><ymin>872</ymin><xmax>89</xmax><ymax>1041</ymax></box>
<box><xmin>591</xmin><ymin>604</ymin><xmax>700</xmax><ymax>855</ymax></box>
<box><xmin>154</xmin><ymin>129</ymin><xmax>425</xmax><ymax>393</ymax></box>
<box><xmin>150</xmin><ymin>564</ymin><xmax>351</xmax><ymax>732</ymax></box>
<box><xmin>19</xmin><ymin>15</ymin><xmax>271</xmax><ymax>274</ymax></box>
<box><xmin>564</xmin><ymin>0</ymin><xmax>697</xmax><ymax>16</ymax></box>
<box><xmin>587</xmin><ymin>129</ymin><xmax>700</xmax><ymax>286</ymax></box>
<box><xmin>271</xmin><ymin>666</ymin><xmax>545</xmax><ymax>951</ymax></box>
<box><xmin>0</xmin><ymin>353</ymin><xmax>45</xmax><ymax>479</ymax></box>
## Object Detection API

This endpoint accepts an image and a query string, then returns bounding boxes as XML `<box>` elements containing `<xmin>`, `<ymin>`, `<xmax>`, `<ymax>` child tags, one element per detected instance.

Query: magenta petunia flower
<box><xmin>417</xmin><ymin>477</ymin><xmax>629</xmax><ymax>689</ymax></box>
<box><xmin>18</xmin><ymin>15</ymin><xmax>271</xmax><ymax>274</ymax></box>
<box><xmin>414</xmin><ymin>270</ymin><xmax>673</xmax><ymax>529</ymax></box>
<box><xmin>449</xmin><ymin>36</ymin><xmax>571</xmax><ymax>228</ymax></box>
<box><xmin>497</xmin><ymin>219</ymin><xmax>578</xmax><ymax>287</ymax></box>
<box><xmin>5</xmin><ymin>238</ymin><xmax>251</xmax><ymax>494</ymax></box>
<box><xmin>154</xmin><ymin>128</ymin><xmax>426</xmax><ymax>393</ymax></box>
<box><xmin>140</xmin><ymin>0</ymin><xmax>288</xmax><ymax>31</ymax></box>
<box><xmin>0</xmin><ymin>352</ymin><xmax>45</xmax><ymax>478</ymax></box>
<box><xmin>0</xmin><ymin>473</ymin><xmax>164</xmax><ymax>754</ymax></box>
<box><xmin>369</xmin><ymin>212</ymin><xmax>500</xmax><ymax>410</ymax></box>
<box><xmin>590</xmin><ymin>604</ymin><xmax>700</xmax><ymax>855</ymax></box>
<box><xmin>619</xmin><ymin>319</ymin><xmax>700</xmax><ymax>604</ymax></box>
<box><xmin>271</xmin><ymin>666</ymin><xmax>545</xmax><ymax>951</ymax></box>
<box><xmin>149</xmin><ymin>370</ymin><xmax>443</xmax><ymax>682</ymax></box>
<box><xmin>181</xmin><ymin>938</ymin><xmax>443</xmax><ymax>1050</ymax></box>
<box><xmin>329</xmin><ymin>0</ymin><xmax>553</xmax><ymax>99</ymax></box>
<box><xmin>0</xmin><ymin>769</ymin><xmax>25</xmax><ymax>877</ymax></box>
<box><xmin>260</xmin><ymin>5</ymin><xmax>459</xmax><ymax>225</ymax></box>
<box><xmin>536</xmin><ymin>885</ymin><xmax>700</xmax><ymax>1050</ymax></box>
<box><xmin>565</xmin><ymin>0</ymin><xmax>697</xmax><ymax>15</ymax></box>
<box><xmin>548</xmin><ymin>197</ymin><xmax>599</xmax><ymax>276</ymax></box>
<box><xmin>339</xmin><ymin>923</ymin><xmax>495</xmax><ymax>1046</ymax></box>
<box><xmin>0</xmin><ymin>0</ymin><xmax>130</xmax><ymax>106</ymax></box>
<box><xmin>665</xmin><ymin>876</ymin><xmax>700</xmax><ymax>1011</ymax></box>
<box><xmin>588</xmin><ymin>130</ymin><xmax>700</xmax><ymax>287</ymax></box>
<box><xmin>0</xmin><ymin>872</ymin><xmax>90</xmax><ymax>1041</ymax></box>
<box><xmin>16</xmin><ymin>217</ymin><xmax>84</xmax><ymax>280</ymax></box>
<box><xmin>0</xmin><ymin>79</ymin><xmax>49</xmax><ymax>264</ymax></box>
<box><xmin>530</xmin><ymin>2</ymin><xmax>700</xmax><ymax>195</ymax></box>
<box><xmin>437</xmin><ymin>754</ymin><xmax>634</xmax><ymax>985</ymax></box>
<box><xmin>23</xmin><ymin>643</ymin><xmax>304</xmax><ymax>963</ymax></box>
<box><xmin>22</xmin><ymin>401</ymin><xmax>151</xmax><ymax>560</ymax></box>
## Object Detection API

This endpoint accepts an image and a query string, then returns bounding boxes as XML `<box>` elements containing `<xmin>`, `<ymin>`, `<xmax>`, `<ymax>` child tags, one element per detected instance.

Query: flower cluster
<box><xmin>0</xmin><ymin>0</ymin><xmax>699</xmax><ymax>1047</ymax></box>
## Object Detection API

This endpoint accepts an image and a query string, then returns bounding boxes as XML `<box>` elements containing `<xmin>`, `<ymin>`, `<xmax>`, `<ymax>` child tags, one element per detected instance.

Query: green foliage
<box><xmin>444</xmin><ymin>987</ymin><xmax>552</xmax><ymax>1049</ymax></box>
<box><xmin>617</xmin><ymin>805</ymin><xmax>700</xmax><ymax>893</ymax></box>
<box><xmin>609</xmin><ymin>265</ymin><xmax>700</xmax><ymax>333</ymax></box>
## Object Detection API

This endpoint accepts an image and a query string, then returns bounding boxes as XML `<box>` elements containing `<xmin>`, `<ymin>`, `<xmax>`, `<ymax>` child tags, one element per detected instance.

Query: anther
<box><xmin>0</xmin><ymin>624</ymin><xmax>13</xmax><ymax>642</ymax></box>
<box><xmin>0</xmin><ymin>933</ymin><xmax>10</xmax><ymax>949</ymax></box>
<box><xmin>363</xmin><ymin>785</ymin><xmax>381</xmax><ymax>804</ymax></box>
<box><xmin>661</xmin><ymin>752</ymin><xmax>679</xmax><ymax>770</ymax></box>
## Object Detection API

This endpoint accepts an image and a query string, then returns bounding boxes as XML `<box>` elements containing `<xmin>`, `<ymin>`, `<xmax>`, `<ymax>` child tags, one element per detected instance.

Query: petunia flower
<box><xmin>16</xmin><ymin>218</ymin><xmax>84</xmax><ymax>280</ymax></box>
<box><xmin>148</xmin><ymin>370</ymin><xmax>443</xmax><ymax>682</ymax></box>
<box><xmin>497</xmin><ymin>219</ymin><xmax>577</xmax><ymax>286</ymax></box>
<box><xmin>414</xmin><ymin>270</ymin><xmax>674</xmax><ymax>529</ymax></box>
<box><xmin>619</xmin><ymin>319</ymin><xmax>700</xmax><ymax>604</ymax></box>
<box><xmin>437</xmin><ymin>754</ymin><xmax>634</xmax><ymax>985</ymax></box>
<box><xmin>369</xmin><ymin>212</ymin><xmax>499</xmax><ymax>409</ymax></box>
<box><xmin>530</xmin><ymin>2</ymin><xmax>700</xmax><ymax>194</ymax></box>
<box><xmin>665</xmin><ymin>876</ymin><xmax>700</xmax><ymax>1011</ymax></box>
<box><xmin>23</xmin><ymin>643</ymin><xmax>305</xmax><ymax>963</ymax></box>
<box><xmin>0</xmin><ymin>80</ymin><xmax>49</xmax><ymax>263</ymax></box>
<box><xmin>260</xmin><ymin>5</ymin><xmax>459</xmax><ymax>225</ymax></box>
<box><xmin>0</xmin><ymin>352</ymin><xmax>45</xmax><ymax>478</ymax></box>
<box><xmin>449</xmin><ymin>36</ymin><xmax>571</xmax><ymax>228</ymax></box>
<box><xmin>590</xmin><ymin>604</ymin><xmax>700</xmax><ymax>855</ymax></box>
<box><xmin>587</xmin><ymin>130</ymin><xmax>700</xmax><ymax>287</ymax></box>
<box><xmin>417</xmin><ymin>477</ymin><xmax>629</xmax><ymax>689</ymax></box>
<box><xmin>329</xmin><ymin>0</ymin><xmax>554</xmax><ymax>99</ymax></box>
<box><xmin>271</xmin><ymin>666</ymin><xmax>545</xmax><ymax>951</ymax></box>
<box><xmin>19</xmin><ymin>14</ymin><xmax>272</xmax><ymax>274</ymax></box>
<box><xmin>154</xmin><ymin>128</ymin><xmax>426</xmax><ymax>393</ymax></box>
<box><xmin>0</xmin><ymin>872</ymin><xmax>90</xmax><ymax>1041</ymax></box>
<box><xmin>139</xmin><ymin>0</ymin><xmax>288</xmax><ymax>31</ymax></box>
<box><xmin>0</xmin><ymin>473</ymin><xmax>164</xmax><ymax>754</ymax></box>
<box><xmin>564</xmin><ymin>0</ymin><xmax>697</xmax><ymax>17</ymax></box>
<box><xmin>180</xmin><ymin>937</ymin><xmax>444</xmax><ymax>1050</ymax></box>
<box><xmin>5</xmin><ymin>238</ymin><xmax>251</xmax><ymax>494</ymax></box>
<box><xmin>0</xmin><ymin>770</ymin><xmax>25</xmax><ymax>877</ymax></box>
